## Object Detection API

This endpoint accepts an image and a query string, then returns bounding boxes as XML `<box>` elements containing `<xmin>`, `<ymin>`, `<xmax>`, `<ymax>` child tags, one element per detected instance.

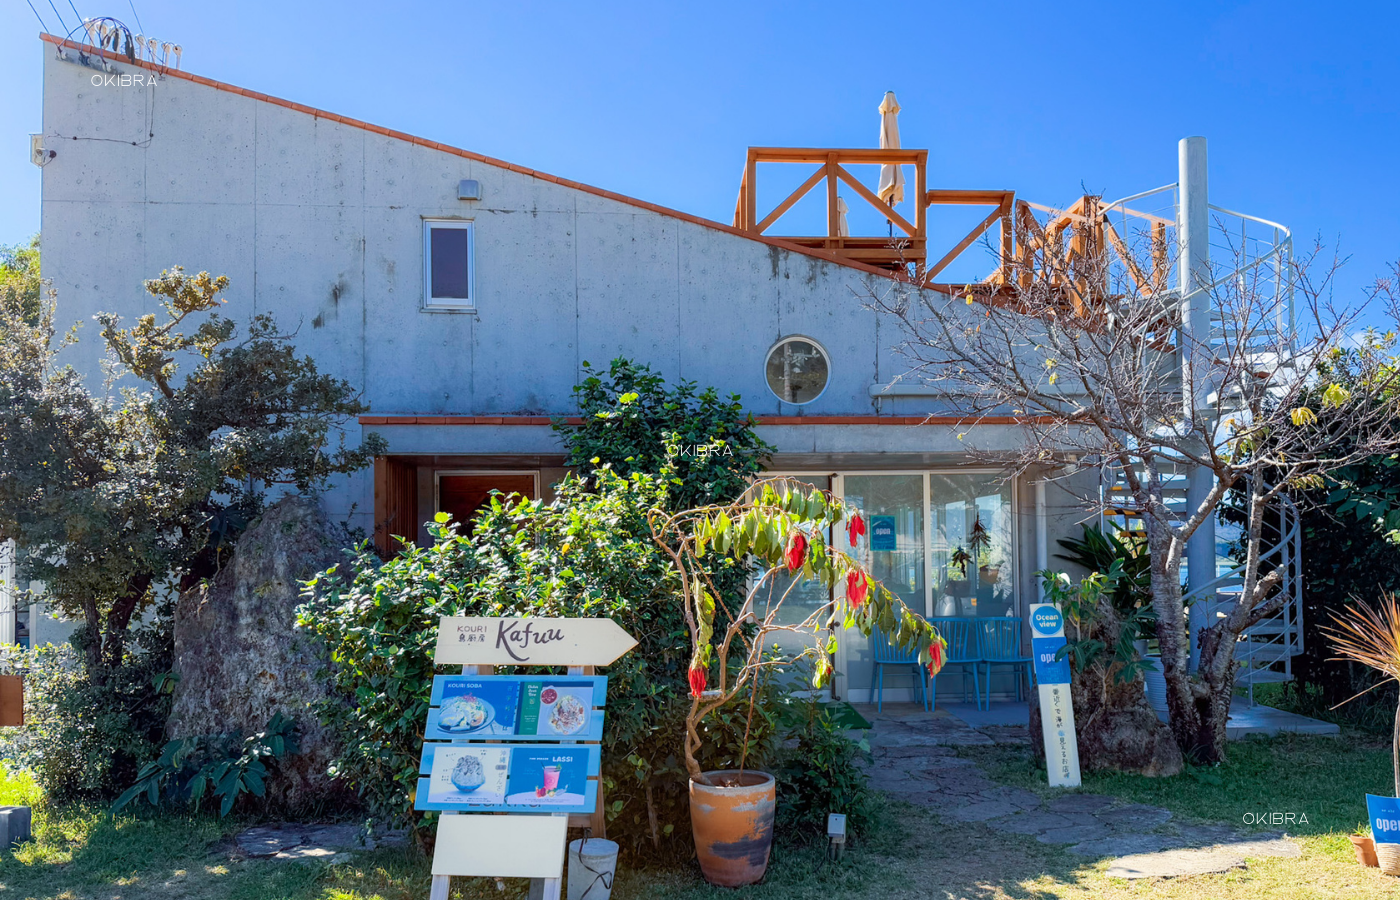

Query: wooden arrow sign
<box><xmin>435</xmin><ymin>617</ymin><xmax>639</xmax><ymax>667</ymax></box>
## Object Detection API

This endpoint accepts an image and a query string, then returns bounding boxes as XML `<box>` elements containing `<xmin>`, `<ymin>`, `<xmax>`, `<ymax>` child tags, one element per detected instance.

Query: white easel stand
<box><xmin>429</xmin><ymin>664</ymin><xmax>590</xmax><ymax>900</ymax></box>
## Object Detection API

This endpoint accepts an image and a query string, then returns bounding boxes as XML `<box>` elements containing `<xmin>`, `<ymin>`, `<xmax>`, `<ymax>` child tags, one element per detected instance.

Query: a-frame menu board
<box><xmin>422</xmin><ymin>617</ymin><xmax>637</xmax><ymax>900</ymax></box>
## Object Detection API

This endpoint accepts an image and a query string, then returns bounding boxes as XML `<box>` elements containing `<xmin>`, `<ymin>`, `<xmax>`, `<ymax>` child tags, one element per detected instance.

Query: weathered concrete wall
<box><xmin>36</xmin><ymin>47</ymin><xmax>1032</xmax><ymax>531</ymax></box>
<box><xmin>38</xmin><ymin>41</ymin><xmax>1095</xmax><ymax>605</ymax></box>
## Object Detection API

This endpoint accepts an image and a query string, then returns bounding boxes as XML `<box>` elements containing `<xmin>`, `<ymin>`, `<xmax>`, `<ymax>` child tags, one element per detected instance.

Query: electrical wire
<box><xmin>126</xmin><ymin>0</ymin><xmax>145</xmax><ymax>35</ymax></box>
<box><xmin>66</xmin><ymin>0</ymin><xmax>84</xmax><ymax>33</ymax></box>
<box><xmin>44</xmin><ymin>0</ymin><xmax>69</xmax><ymax>35</ymax></box>
<box><xmin>24</xmin><ymin>0</ymin><xmax>51</xmax><ymax>33</ymax></box>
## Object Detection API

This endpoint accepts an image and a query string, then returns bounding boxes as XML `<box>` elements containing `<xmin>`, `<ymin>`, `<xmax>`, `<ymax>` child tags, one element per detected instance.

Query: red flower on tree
<box><xmin>847</xmin><ymin>513</ymin><xmax>866</xmax><ymax>547</ymax></box>
<box><xmin>688</xmin><ymin>663</ymin><xmax>707</xmax><ymax>698</ymax></box>
<box><xmin>785</xmin><ymin>532</ymin><xmax>808</xmax><ymax>572</ymax></box>
<box><xmin>927</xmin><ymin>640</ymin><xmax>945</xmax><ymax>677</ymax></box>
<box><xmin>846</xmin><ymin>569</ymin><xmax>869</xmax><ymax>608</ymax></box>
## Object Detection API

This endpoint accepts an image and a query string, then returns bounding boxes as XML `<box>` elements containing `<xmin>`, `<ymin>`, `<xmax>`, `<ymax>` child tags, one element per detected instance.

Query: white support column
<box><xmin>1180</xmin><ymin>136</ymin><xmax>1216</xmax><ymax>671</ymax></box>
<box><xmin>0</xmin><ymin>542</ymin><xmax>14</xmax><ymax>646</ymax></box>
<box><xmin>1035</xmin><ymin>478</ymin><xmax>1048</xmax><ymax>601</ymax></box>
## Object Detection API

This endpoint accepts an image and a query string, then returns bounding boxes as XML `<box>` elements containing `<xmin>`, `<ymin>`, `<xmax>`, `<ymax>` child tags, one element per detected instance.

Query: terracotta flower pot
<box><xmin>1352</xmin><ymin>834</ymin><xmax>1379</xmax><ymax>867</ymax></box>
<box><xmin>689</xmin><ymin>770</ymin><xmax>776</xmax><ymax>887</ymax></box>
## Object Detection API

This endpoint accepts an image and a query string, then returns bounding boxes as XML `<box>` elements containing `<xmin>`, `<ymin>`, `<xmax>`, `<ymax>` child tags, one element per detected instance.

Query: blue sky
<box><xmin>2</xmin><ymin>1</ymin><xmax>1396</xmax><ymax>306</ymax></box>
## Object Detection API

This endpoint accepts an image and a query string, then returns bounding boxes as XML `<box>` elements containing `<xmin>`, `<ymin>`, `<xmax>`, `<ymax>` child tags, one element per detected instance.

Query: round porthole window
<box><xmin>765</xmin><ymin>336</ymin><xmax>830</xmax><ymax>405</ymax></box>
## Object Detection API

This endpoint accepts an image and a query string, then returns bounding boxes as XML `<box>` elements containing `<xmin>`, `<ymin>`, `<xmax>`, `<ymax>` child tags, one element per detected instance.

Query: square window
<box><xmin>423</xmin><ymin>220</ymin><xmax>474</xmax><ymax>309</ymax></box>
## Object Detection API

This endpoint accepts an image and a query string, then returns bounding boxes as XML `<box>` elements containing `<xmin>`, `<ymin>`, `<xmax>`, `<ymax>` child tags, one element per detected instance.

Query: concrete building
<box><xmin>30</xmin><ymin>34</ymin><xmax>1298</xmax><ymax>702</ymax></box>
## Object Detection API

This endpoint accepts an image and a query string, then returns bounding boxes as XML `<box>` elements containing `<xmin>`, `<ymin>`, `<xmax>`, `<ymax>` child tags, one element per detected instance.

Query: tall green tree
<box><xmin>0</xmin><ymin>267</ymin><xmax>383</xmax><ymax>675</ymax></box>
<box><xmin>556</xmin><ymin>358</ymin><xmax>773</xmax><ymax>510</ymax></box>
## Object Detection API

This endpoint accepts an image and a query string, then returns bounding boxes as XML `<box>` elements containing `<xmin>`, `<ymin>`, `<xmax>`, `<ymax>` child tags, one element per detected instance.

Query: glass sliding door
<box><xmin>842</xmin><ymin>475</ymin><xmax>926</xmax><ymax>613</ymax></box>
<box><xmin>838</xmin><ymin>474</ymin><xmax>927</xmax><ymax>701</ymax></box>
<box><xmin>751</xmin><ymin>476</ymin><xmax>833</xmax><ymax>692</ymax></box>
<box><xmin>929</xmin><ymin>473</ymin><xmax>1015</xmax><ymax>619</ymax></box>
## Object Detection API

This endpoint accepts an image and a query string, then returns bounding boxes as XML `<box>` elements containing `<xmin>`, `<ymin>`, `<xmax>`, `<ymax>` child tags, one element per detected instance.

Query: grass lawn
<box><xmin>5</xmin><ymin>733</ymin><xmax>1400</xmax><ymax>899</ymax></box>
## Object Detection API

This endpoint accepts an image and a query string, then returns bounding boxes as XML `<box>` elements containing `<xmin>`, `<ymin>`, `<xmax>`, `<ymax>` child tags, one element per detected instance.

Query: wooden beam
<box><xmin>755</xmin><ymin>165</ymin><xmax>827</xmax><ymax>233</ymax></box>
<box><xmin>826</xmin><ymin>154</ymin><xmax>838</xmax><ymax>239</ymax></box>
<box><xmin>1102</xmin><ymin>218</ymin><xmax>1151</xmax><ymax>293</ymax></box>
<box><xmin>747</xmin><ymin>147</ymin><xmax>926</xmax><ymax>163</ymax></box>
<box><xmin>745</xmin><ymin>149</ymin><xmax>757</xmax><ymax>233</ymax></box>
<box><xmin>834</xmin><ymin>165</ymin><xmax>917</xmax><ymax>236</ymax></box>
<box><xmin>999</xmin><ymin>195</ymin><xmax>1014</xmax><ymax>277</ymax></box>
<box><xmin>915</xmin><ymin>151</ymin><xmax>927</xmax><ymax>242</ymax></box>
<box><xmin>1152</xmin><ymin>221</ymin><xmax>1169</xmax><ymax>294</ymax></box>
<box><xmin>926</xmin><ymin>204</ymin><xmax>1009</xmax><ymax>279</ymax></box>
<box><xmin>925</xmin><ymin>189</ymin><xmax>1015</xmax><ymax>206</ymax></box>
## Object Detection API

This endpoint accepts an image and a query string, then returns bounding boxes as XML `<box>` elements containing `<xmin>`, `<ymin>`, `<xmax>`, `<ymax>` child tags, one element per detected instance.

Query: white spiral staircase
<box><xmin>1090</xmin><ymin>180</ymin><xmax>1304</xmax><ymax>700</ymax></box>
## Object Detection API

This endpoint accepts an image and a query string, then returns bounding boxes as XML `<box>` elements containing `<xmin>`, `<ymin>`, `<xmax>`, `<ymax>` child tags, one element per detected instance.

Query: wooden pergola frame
<box><xmin>733</xmin><ymin>146</ymin><xmax>1174</xmax><ymax>319</ymax></box>
<box><xmin>734</xmin><ymin>147</ymin><xmax>930</xmax><ymax>267</ymax></box>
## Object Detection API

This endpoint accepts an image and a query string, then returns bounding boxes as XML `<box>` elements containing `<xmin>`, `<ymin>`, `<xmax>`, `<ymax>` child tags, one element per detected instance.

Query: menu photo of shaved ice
<box><xmin>426</xmin><ymin>746</ymin><xmax>509</xmax><ymax>807</ymax></box>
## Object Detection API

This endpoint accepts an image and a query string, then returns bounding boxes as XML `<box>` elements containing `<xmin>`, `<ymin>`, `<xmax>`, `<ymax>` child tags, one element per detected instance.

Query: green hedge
<box><xmin>298</xmin><ymin>469</ymin><xmax>783</xmax><ymax>857</ymax></box>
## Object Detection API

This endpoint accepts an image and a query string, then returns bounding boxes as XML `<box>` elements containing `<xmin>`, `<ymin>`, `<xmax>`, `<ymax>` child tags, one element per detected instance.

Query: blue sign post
<box><xmin>1368</xmin><ymin>794</ymin><xmax>1400</xmax><ymax>846</ymax></box>
<box><xmin>1028</xmin><ymin>603</ymin><xmax>1081</xmax><ymax>788</ymax></box>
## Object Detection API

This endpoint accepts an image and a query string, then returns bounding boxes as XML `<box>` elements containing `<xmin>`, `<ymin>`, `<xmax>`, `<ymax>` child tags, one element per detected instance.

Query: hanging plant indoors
<box><xmin>649</xmin><ymin>477</ymin><xmax>946</xmax><ymax>886</ymax></box>
<box><xmin>1324</xmin><ymin>593</ymin><xmax>1400</xmax><ymax>874</ymax></box>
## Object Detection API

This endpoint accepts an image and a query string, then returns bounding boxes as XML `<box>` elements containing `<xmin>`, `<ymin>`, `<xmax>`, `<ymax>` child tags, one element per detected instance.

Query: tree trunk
<box><xmin>1147</xmin><ymin>517</ymin><xmax>1209</xmax><ymax>760</ymax></box>
<box><xmin>100</xmin><ymin>572</ymin><xmax>153</xmax><ymax>670</ymax></box>
<box><xmin>82</xmin><ymin>595</ymin><xmax>102</xmax><ymax>676</ymax></box>
<box><xmin>1187</xmin><ymin>481</ymin><xmax>1269</xmax><ymax>764</ymax></box>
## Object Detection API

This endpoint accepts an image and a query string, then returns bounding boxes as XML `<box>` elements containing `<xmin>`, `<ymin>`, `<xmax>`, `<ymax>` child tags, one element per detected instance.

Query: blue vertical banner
<box><xmin>1028</xmin><ymin>603</ymin><xmax>1081</xmax><ymax>788</ymax></box>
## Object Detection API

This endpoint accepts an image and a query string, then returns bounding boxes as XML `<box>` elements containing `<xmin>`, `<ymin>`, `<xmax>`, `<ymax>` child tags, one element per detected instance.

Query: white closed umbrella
<box><xmin>836</xmin><ymin>196</ymin><xmax>850</xmax><ymax>237</ymax></box>
<box><xmin>877</xmin><ymin>91</ymin><xmax>905</xmax><ymax>208</ymax></box>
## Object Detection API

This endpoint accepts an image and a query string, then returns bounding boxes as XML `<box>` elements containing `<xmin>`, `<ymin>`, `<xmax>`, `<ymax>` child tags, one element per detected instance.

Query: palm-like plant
<box><xmin>1325</xmin><ymin>593</ymin><xmax>1400</xmax><ymax>797</ymax></box>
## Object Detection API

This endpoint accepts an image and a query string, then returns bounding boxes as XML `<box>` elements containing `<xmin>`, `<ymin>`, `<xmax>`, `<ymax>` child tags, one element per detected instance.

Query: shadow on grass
<box><xmin>597</xmin><ymin>802</ymin><xmax>1107</xmax><ymax>900</ymax></box>
<box><xmin>963</xmin><ymin>731</ymin><xmax>1390</xmax><ymax>838</ymax></box>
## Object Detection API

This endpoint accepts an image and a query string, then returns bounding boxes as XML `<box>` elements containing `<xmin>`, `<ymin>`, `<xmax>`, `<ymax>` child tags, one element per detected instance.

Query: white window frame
<box><xmin>422</xmin><ymin>218</ymin><xmax>475</xmax><ymax>311</ymax></box>
<box><xmin>763</xmin><ymin>335</ymin><xmax>831</xmax><ymax>406</ymax></box>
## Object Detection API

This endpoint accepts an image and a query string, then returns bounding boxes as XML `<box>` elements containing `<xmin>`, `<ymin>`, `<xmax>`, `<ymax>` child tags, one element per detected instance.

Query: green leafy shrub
<box><xmin>113</xmin><ymin>713</ymin><xmax>300</xmax><ymax>816</ymax></box>
<box><xmin>0</xmin><ymin>612</ymin><xmax>173</xmax><ymax>800</ymax></box>
<box><xmin>299</xmin><ymin>468</ymin><xmax>781</xmax><ymax>856</ymax></box>
<box><xmin>773</xmin><ymin>695</ymin><xmax>875</xmax><ymax>838</ymax></box>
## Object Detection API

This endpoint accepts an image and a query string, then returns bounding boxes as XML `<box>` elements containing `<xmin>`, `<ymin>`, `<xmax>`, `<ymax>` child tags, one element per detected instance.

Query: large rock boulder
<box><xmin>1029</xmin><ymin>607</ymin><xmax>1184</xmax><ymax>778</ymax></box>
<box><xmin>168</xmin><ymin>495</ymin><xmax>351</xmax><ymax>810</ymax></box>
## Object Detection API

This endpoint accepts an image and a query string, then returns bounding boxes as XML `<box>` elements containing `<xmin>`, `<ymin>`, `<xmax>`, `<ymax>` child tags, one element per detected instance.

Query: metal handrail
<box><xmin>1208</xmin><ymin>203</ymin><xmax>1292</xmax><ymax>239</ymax></box>
<box><xmin>1101</xmin><ymin>183</ymin><xmax>1177</xmax><ymax>214</ymax></box>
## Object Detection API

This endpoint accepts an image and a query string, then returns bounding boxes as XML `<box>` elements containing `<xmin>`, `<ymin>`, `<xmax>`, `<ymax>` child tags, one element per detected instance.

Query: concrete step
<box><xmin>1235</xmin><ymin>668</ymin><xmax>1292</xmax><ymax>685</ymax></box>
<box><xmin>1234</xmin><ymin>641</ymin><xmax>1295</xmax><ymax>660</ymax></box>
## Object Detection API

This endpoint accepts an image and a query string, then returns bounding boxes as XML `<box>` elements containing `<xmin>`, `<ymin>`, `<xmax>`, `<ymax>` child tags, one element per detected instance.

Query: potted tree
<box><xmin>649</xmin><ymin>478</ymin><xmax>946</xmax><ymax>886</ymax></box>
<box><xmin>1325</xmin><ymin>593</ymin><xmax>1400</xmax><ymax>874</ymax></box>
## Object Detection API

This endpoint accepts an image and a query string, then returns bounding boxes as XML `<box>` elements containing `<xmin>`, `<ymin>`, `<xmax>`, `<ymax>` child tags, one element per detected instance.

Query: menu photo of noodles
<box><xmin>518</xmin><ymin>681</ymin><xmax>595</xmax><ymax>736</ymax></box>
<box><xmin>425</xmin><ymin>746</ymin><xmax>509</xmax><ymax>807</ymax></box>
<box><xmin>428</xmin><ymin>678</ymin><xmax>521</xmax><ymax>739</ymax></box>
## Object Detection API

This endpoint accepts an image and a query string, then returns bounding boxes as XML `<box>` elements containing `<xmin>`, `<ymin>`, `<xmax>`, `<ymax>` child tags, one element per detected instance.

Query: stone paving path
<box><xmin>863</xmin><ymin>710</ymin><xmax>1299</xmax><ymax>879</ymax></box>
<box><xmin>233</xmin><ymin>823</ymin><xmax>408</xmax><ymax>863</ymax></box>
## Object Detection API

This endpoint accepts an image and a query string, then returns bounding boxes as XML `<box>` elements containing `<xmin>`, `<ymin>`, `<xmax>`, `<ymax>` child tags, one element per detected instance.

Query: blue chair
<box><xmin>872</xmin><ymin>628</ymin><xmax>930</xmax><ymax>712</ymax></box>
<box><xmin>976</xmin><ymin>617</ymin><xmax>1032</xmax><ymax>708</ymax></box>
<box><xmin>928</xmin><ymin>618</ymin><xmax>982</xmax><ymax>710</ymax></box>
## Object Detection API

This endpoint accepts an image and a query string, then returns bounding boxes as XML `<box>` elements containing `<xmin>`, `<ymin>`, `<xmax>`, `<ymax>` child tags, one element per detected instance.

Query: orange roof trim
<box><xmin>39</xmin><ymin>34</ymin><xmax>902</xmax><ymax>282</ymax></box>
